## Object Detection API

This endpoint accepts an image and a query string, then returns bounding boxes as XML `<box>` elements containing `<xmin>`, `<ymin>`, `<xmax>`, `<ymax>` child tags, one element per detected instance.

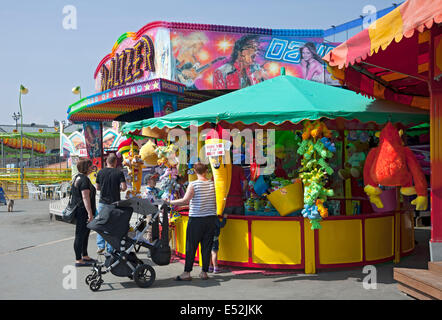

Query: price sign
<box><xmin>205</xmin><ymin>143</ymin><xmax>225</xmax><ymax>157</ymax></box>
<box><xmin>79</xmin><ymin>149</ymin><xmax>88</xmax><ymax>157</ymax></box>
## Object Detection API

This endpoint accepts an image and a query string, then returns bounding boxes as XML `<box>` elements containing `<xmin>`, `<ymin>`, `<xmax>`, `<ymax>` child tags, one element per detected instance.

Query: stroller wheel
<box><xmin>85</xmin><ymin>274</ymin><xmax>96</xmax><ymax>285</ymax></box>
<box><xmin>89</xmin><ymin>278</ymin><xmax>102</xmax><ymax>292</ymax></box>
<box><xmin>133</xmin><ymin>264</ymin><xmax>156</xmax><ymax>288</ymax></box>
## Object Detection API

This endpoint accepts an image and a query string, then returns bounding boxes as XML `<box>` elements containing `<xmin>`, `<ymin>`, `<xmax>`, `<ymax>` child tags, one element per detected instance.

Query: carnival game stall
<box><xmin>120</xmin><ymin>73</ymin><xmax>429</xmax><ymax>273</ymax></box>
<box><xmin>323</xmin><ymin>0</ymin><xmax>442</xmax><ymax>262</ymax></box>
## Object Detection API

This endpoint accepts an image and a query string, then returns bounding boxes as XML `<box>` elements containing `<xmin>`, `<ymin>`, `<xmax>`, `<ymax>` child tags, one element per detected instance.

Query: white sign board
<box><xmin>205</xmin><ymin>143</ymin><xmax>225</xmax><ymax>157</ymax></box>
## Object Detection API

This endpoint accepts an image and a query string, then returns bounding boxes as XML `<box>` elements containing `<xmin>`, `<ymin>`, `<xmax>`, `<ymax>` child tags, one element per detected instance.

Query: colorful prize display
<box><xmin>67</xmin><ymin>4</ymin><xmax>439</xmax><ymax>274</ymax></box>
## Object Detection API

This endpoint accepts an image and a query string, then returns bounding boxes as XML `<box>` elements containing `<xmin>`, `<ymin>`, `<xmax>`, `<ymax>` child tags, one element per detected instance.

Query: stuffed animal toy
<box><xmin>118</xmin><ymin>138</ymin><xmax>144</xmax><ymax>198</ymax></box>
<box><xmin>316</xmin><ymin>199</ymin><xmax>328</xmax><ymax>218</ymax></box>
<box><xmin>320</xmin><ymin>137</ymin><xmax>336</xmax><ymax>153</ymax></box>
<box><xmin>160</xmin><ymin>166</ymin><xmax>178</xmax><ymax>181</ymax></box>
<box><xmin>140</xmin><ymin>139</ymin><xmax>158</xmax><ymax>166</ymax></box>
<box><xmin>338</xmin><ymin>141</ymin><xmax>369</xmax><ymax>180</ymax></box>
<box><xmin>298</xmin><ymin>120</ymin><xmax>335</xmax><ymax>229</ymax></box>
<box><xmin>302</xmin><ymin>120</ymin><xmax>314</xmax><ymax>140</ymax></box>
<box><xmin>311</xmin><ymin>120</ymin><xmax>332</xmax><ymax>139</ymax></box>
<box><xmin>363</xmin><ymin>122</ymin><xmax>428</xmax><ymax>210</ymax></box>
<box><xmin>155</xmin><ymin>143</ymin><xmax>178</xmax><ymax>167</ymax></box>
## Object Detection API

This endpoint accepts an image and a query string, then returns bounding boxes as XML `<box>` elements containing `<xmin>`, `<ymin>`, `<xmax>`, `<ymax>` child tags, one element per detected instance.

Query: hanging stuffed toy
<box><xmin>298</xmin><ymin>120</ymin><xmax>335</xmax><ymax>229</ymax></box>
<box><xmin>338</xmin><ymin>140</ymin><xmax>369</xmax><ymax>180</ymax></box>
<box><xmin>118</xmin><ymin>138</ymin><xmax>144</xmax><ymax>198</ymax></box>
<box><xmin>140</xmin><ymin>139</ymin><xmax>159</xmax><ymax>166</ymax></box>
<box><xmin>205</xmin><ymin>125</ymin><xmax>232</xmax><ymax>216</ymax></box>
<box><xmin>363</xmin><ymin>122</ymin><xmax>428</xmax><ymax>210</ymax></box>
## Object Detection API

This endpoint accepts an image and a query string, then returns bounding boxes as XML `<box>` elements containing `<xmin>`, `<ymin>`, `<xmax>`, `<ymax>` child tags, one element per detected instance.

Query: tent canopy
<box><xmin>323</xmin><ymin>0</ymin><xmax>442</xmax><ymax>110</ymax></box>
<box><xmin>121</xmin><ymin>74</ymin><xmax>428</xmax><ymax>133</ymax></box>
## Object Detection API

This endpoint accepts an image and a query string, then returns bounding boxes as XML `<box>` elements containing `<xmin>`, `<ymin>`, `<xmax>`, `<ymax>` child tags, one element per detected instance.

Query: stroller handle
<box><xmin>112</xmin><ymin>198</ymin><xmax>160</xmax><ymax>216</ymax></box>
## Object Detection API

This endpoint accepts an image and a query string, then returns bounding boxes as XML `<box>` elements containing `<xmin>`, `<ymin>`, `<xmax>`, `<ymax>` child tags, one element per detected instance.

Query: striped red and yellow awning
<box><xmin>323</xmin><ymin>0</ymin><xmax>442</xmax><ymax>110</ymax></box>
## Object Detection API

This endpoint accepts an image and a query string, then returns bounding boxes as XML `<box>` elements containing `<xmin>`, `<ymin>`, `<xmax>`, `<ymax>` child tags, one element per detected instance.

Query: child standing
<box><xmin>144</xmin><ymin>175</ymin><xmax>160</xmax><ymax>203</ymax></box>
<box><xmin>209</xmin><ymin>213</ymin><xmax>227</xmax><ymax>273</ymax></box>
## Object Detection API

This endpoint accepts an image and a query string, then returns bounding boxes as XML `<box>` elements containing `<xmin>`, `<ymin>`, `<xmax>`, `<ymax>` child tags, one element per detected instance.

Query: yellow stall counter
<box><xmin>365</xmin><ymin>214</ymin><xmax>395</xmax><ymax>261</ymax></box>
<box><xmin>173</xmin><ymin>211</ymin><xmax>414</xmax><ymax>273</ymax></box>
<box><xmin>317</xmin><ymin>218</ymin><xmax>363</xmax><ymax>265</ymax></box>
<box><xmin>251</xmin><ymin>220</ymin><xmax>302</xmax><ymax>265</ymax></box>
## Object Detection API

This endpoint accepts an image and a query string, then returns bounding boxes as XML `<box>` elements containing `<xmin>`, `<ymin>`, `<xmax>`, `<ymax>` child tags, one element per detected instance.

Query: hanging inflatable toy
<box><xmin>205</xmin><ymin>125</ymin><xmax>232</xmax><ymax>216</ymax></box>
<box><xmin>118</xmin><ymin>138</ymin><xmax>144</xmax><ymax>198</ymax></box>
<box><xmin>363</xmin><ymin>122</ymin><xmax>428</xmax><ymax>210</ymax></box>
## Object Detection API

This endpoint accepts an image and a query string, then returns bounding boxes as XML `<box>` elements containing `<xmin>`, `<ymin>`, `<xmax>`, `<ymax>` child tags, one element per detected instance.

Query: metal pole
<box><xmin>19</xmin><ymin>91</ymin><xmax>24</xmax><ymax>199</ymax></box>
<box><xmin>31</xmin><ymin>139</ymin><xmax>33</xmax><ymax>168</ymax></box>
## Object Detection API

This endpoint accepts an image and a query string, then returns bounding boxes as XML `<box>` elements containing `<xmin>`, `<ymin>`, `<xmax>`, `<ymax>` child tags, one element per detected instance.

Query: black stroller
<box><xmin>85</xmin><ymin>198</ymin><xmax>171</xmax><ymax>292</ymax></box>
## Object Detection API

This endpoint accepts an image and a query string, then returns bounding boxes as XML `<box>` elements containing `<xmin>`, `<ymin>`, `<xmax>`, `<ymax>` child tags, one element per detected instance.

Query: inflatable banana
<box><xmin>205</xmin><ymin>138</ymin><xmax>232</xmax><ymax>216</ymax></box>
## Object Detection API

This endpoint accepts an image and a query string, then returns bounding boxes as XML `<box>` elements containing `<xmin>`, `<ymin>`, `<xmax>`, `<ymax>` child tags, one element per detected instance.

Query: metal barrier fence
<box><xmin>0</xmin><ymin>168</ymin><xmax>71</xmax><ymax>199</ymax></box>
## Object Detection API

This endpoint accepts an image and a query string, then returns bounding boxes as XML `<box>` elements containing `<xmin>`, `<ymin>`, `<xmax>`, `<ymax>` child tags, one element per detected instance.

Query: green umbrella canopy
<box><xmin>121</xmin><ymin>75</ymin><xmax>429</xmax><ymax>133</ymax></box>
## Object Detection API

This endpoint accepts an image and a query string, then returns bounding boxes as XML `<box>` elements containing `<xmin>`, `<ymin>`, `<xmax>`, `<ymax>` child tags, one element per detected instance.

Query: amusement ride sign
<box><xmin>99</xmin><ymin>35</ymin><xmax>155</xmax><ymax>91</ymax></box>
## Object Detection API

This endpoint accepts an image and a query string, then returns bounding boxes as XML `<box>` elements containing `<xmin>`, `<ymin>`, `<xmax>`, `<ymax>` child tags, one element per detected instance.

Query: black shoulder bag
<box><xmin>62</xmin><ymin>174</ymin><xmax>81</xmax><ymax>223</ymax></box>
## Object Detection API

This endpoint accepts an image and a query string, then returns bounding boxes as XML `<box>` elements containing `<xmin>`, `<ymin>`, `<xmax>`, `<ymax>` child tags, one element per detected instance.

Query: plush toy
<box><xmin>155</xmin><ymin>144</ymin><xmax>179</xmax><ymax>167</ymax></box>
<box><xmin>338</xmin><ymin>141</ymin><xmax>369</xmax><ymax>180</ymax></box>
<box><xmin>320</xmin><ymin>137</ymin><xmax>336</xmax><ymax>153</ymax></box>
<box><xmin>363</xmin><ymin>122</ymin><xmax>428</xmax><ymax>210</ymax></box>
<box><xmin>302</xmin><ymin>121</ymin><xmax>314</xmax><ymax>140</ymax></box>
<box><xmin>302</xmin><ymin>205</ymin><xmax>319</xmax><ymax>219</ymax></box>
<box><xmin>298</xmin><ymin>120</ymin><xmax>335</xmax><ymax>229</ymax></box>
<box><xmin>311</xmin><ymin>120</ymin><xmax>332</xmax><ymax>139</ymax></box>
<box><xmin>160</xmin><ymin>166</ymin><xmax>178</xmax><ymax>181</ymax></box>
<box><xmin>140</xmin><ymin>139</ymin><xmax>158</xmax><ymax>166</ymax></box>
<box><xmin>316</xmin><ymin>199</ymin><xmax>328</xmax><ymax>218</ymax></box>
<box><xmin>118</xmin><ymin>138</ymin><xmax>144</xmax><ymax>198</ymax></box>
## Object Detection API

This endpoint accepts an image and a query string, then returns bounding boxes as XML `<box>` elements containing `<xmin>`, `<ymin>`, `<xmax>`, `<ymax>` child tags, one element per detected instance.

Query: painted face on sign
<box><xmin>302</xmin><ymin>47</ymin><xmax>313</xmax><ymax>61</ymax></box>
<box><xmin>239</xmin><ymin>42</ymin><xmax>259</xmax><ymax>65</ymax></box>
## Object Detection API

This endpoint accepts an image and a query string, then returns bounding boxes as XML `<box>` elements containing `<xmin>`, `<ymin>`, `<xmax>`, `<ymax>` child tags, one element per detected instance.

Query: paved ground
<box><xmin>0</xmin><ymin>199</ymin><xmax>431</xmax><ymax>300</ymax></box>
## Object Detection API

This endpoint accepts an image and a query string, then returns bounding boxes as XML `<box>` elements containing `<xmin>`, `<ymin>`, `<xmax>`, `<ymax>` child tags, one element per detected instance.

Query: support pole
<box><xmin>19</xmin><ymin>92</ymin><xmax>24</xmax><ymax>199</ymax></box>
<box><xmin>394</xmin><ymin>187</ymin><xmax>401</xmax><ymax>264</ymax></box>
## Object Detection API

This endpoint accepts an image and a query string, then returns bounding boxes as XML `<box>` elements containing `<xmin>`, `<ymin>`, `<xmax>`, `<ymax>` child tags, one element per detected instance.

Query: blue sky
<box><xmin>0</xmin><ymin>0</ymin><xmax>397</xmax><ymax>125</ymax></box>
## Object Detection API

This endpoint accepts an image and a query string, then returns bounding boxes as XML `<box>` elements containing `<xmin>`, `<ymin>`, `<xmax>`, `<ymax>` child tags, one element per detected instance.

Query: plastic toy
<box><xmin>363</xmin><ymin>122</ymin><xmax>428</xmax><ymax>210</ymax></box>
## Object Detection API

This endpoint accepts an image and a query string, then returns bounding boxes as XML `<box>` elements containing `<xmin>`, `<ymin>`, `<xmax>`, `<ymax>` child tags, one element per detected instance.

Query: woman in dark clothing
<box><xmin>71</xmin><ymin>159</ymin><xmax>96</xmax><ymax>267</ymax></box>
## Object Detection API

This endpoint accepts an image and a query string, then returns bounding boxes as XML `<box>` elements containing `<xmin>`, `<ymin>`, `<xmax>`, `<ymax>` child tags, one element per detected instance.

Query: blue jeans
<box><xmin>96</xmin><ymin>203</ymin><xmax>113</xmax><ymax>253</ymax></box>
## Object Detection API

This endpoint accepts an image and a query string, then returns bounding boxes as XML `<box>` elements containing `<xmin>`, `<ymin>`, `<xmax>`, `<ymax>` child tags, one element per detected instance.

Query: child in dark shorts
<box><xmin>209</xmin><ymin>214</ymin><xmax>227</xmax><ymax>273</ymax></box>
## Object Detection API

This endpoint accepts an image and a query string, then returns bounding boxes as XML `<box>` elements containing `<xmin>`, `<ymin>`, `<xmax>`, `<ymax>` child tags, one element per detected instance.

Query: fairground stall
<box><xmin>323</xmin><ymin>0</ymin><xmax>442</xmax><ymax>263</ymax></box>
<box><xmin>121</xmin><ymin>73</ymin><xmax>429</xmax><ymax>274</ymax></box>
<box><xmin>322</xmin><ymin>0</ymin><xmax>441</xmax><ymax>297</ymax></box>
<box><xmin>66</xmin><ymin>20</ymin><xmax>344</xmax><ymax>171</ymax></box>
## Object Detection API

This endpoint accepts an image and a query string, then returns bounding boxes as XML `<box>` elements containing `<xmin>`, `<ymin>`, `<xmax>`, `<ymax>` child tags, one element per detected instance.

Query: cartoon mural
<box><xmin>93</xmin><ymin>24</ymin><xmax>339</xmax><ymax>94</ymax></box>
<box><xmin>171</xmin><ymin>29</ymin><xmax>339</xmax><ymax>90</ymax></box>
